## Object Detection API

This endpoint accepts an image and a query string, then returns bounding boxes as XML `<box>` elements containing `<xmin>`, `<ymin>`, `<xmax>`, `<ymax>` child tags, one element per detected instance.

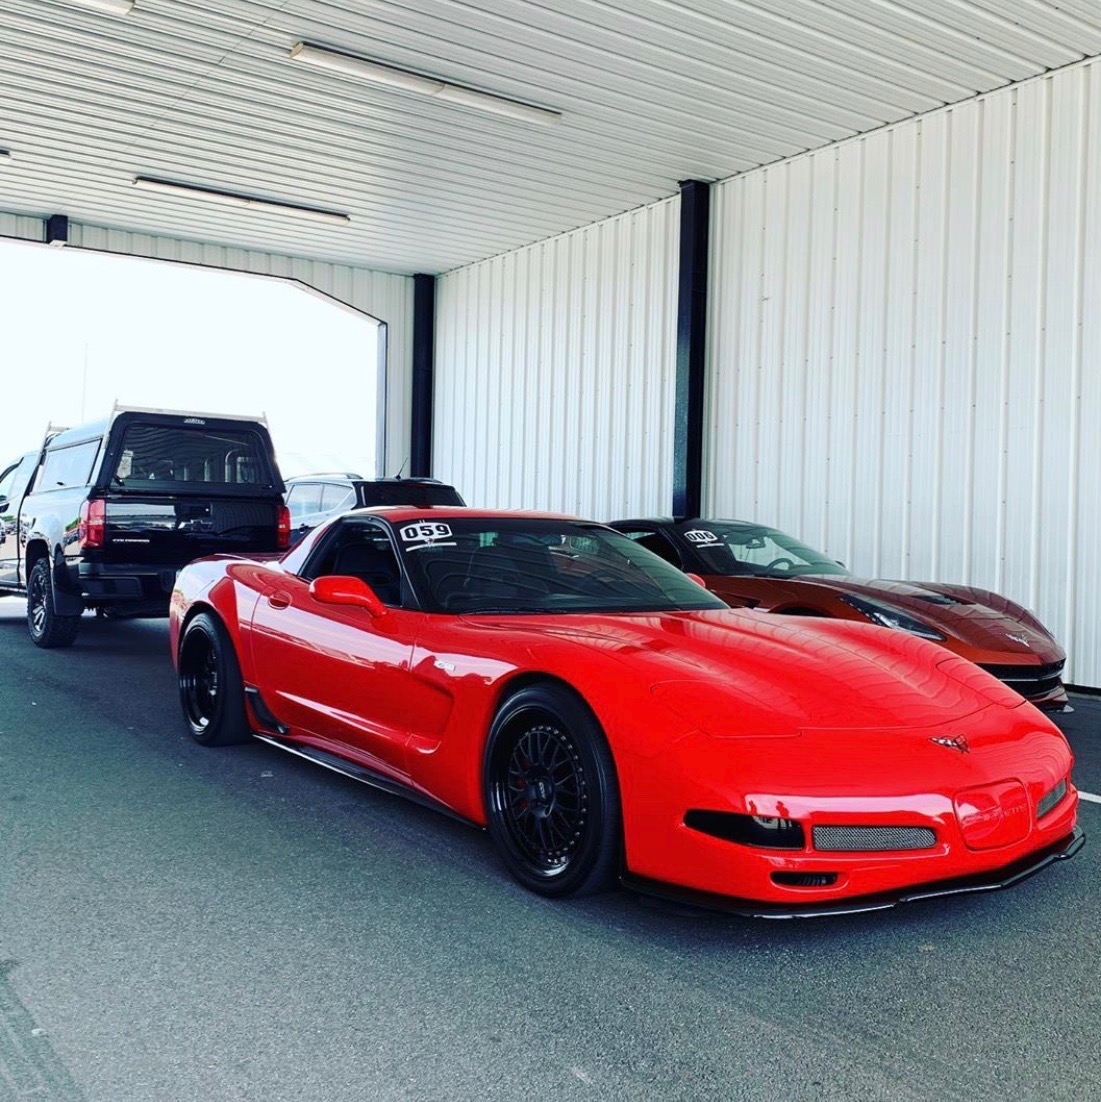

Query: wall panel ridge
<box><xmin>706</xmin><ymin>57</ymin><xmax>1101</xmax><ymax>685</ymax></box>
<box><xmin>434</xmin><ymin>197</ymin><xmax>680</xmax><ymax>520</ymax></box>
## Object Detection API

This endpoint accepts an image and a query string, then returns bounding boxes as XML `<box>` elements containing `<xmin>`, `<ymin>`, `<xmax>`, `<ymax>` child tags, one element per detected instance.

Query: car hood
<box><xmin>724</xmin><ymin>574</ymin><xmax>1060</xmax><ymax>660</ymax></box>
<box><xmin>463</xmin><ymin>608</ymin><xmax>1027</xmax><ymax>736</ymax></box>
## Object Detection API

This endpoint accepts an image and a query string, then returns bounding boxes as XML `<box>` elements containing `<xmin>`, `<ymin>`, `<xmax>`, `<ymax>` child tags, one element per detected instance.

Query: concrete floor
<box><xmin>0</xmin><ymin>601</ymin><xmax>1097</xmax><ymax>1102</ymax></box>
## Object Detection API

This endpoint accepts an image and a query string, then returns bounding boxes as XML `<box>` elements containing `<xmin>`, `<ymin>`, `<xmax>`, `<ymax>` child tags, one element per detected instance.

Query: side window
<box><xmin>320</xmin><ymin>483</ymin><xmax>355</xmax><ymax>513</ymax></box>
<box><xmin>301</xmin><ymin>522</ymin><xmax>404</xmax><ymax>607</ymax></box>
<box><xmin>287</xmin><ymin>482</ymin><xmax>323</xmax><ymax>520</ymax></box>
<box><xmin>620</xmin><ymin>529</ymin><xmax>683</xmax><ymax>568</ymax></box>
<box><xmin>38</xmin><ymin>441</ymin><xmax>100</xmax><ymax>490</ymax></box>
<box><xmin>0</xmin><ymin>462</ymin><xmax>19</xmax><ymax>502</ymax></box>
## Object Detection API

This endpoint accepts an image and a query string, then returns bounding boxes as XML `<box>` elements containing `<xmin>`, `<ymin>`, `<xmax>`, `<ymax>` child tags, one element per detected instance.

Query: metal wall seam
<box><xmin>706</xmin><ymin>56</ymin><xmax>1101</xmax><ymax>686</ymax></box>
<box><xmin>433</xmin><ymin>197</ymin><xmax>679</xmax><ymax>518</ymax></box>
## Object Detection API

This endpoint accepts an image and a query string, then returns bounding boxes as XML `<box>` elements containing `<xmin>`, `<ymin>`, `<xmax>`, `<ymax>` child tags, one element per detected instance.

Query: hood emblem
<box><xmin>1006</xmin><ymin>632</ymin><xmax>1030</xmax><ymax>647</ymax></box>
<box><xmin>931</xmin><ymin>735</ymin><xmax>969</xmax><ymax>754</ymax></box>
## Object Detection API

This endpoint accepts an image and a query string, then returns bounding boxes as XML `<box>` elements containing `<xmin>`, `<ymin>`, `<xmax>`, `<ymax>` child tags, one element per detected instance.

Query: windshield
<box><xmin>396</xmin><ymin>518</ymin><xmax>728</xmax><ymax>614</ymax></box>
<box><xmin>677</xmin><ymin>521</ymin><xmax>849</xmax><ymax>578</ymax></box>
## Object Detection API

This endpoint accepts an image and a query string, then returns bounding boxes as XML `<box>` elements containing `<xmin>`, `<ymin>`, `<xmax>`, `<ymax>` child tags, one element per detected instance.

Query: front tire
<box><xmin>178</xmin><ymin>612</ymin><xmax>252</xmax><ymax>746</ymax></box>
<box><xmin>484</xmin><ymin>684</ymin><xmax>621</xmax><ymax>898</ymax></box>
<box><xmin>26</xmin><ymin>558</ymin><xmax>82</xmax><ymax>648</ymax></box>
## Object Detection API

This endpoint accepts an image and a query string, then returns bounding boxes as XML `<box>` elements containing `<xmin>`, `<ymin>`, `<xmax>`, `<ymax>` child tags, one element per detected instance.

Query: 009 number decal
<box><xmin>399</xmin><ymin>522</ymin><xmax>453</xmax><ymax>544</ymax></box>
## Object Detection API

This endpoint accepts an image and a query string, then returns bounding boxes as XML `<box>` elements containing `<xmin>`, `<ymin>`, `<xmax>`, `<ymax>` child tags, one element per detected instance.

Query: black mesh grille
<box><xmin>813</xmin><ymin>825</ymin><xmax>936</xmax><ymax>852</ymax></box>
<box><xmin>1037</xmin><ymin>779</ymin><xmax>1068</xmax><ymax>819</ymax></box>
<box><xmin>979</xmin><ymin>660</ymin><xmax>1065</xmax><ymax>697</ymax></box>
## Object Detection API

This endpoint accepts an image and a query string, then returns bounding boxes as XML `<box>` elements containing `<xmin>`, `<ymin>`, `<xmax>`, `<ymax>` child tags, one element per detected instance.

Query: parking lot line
<box><xmin>1078</xmin><ymin>791</ymin><xmax>1101</xmax><ymax>805</ymax></box>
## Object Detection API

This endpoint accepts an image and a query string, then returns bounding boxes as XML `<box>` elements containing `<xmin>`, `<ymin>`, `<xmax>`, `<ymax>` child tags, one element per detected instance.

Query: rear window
<box><xmin>355</xmin><ymin>481</ymin><xmax>465</xmax><ymax>508</ymax></box>
<box><xmin>110</xmin><ymin>424</ymin><xmax>275</xmax><ymax>491</ymax></box>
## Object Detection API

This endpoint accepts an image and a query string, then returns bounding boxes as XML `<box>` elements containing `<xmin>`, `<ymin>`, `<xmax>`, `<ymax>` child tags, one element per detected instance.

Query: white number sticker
<box><xmin>684</xmin><ymin>529</ymin><xmax>720</xmax><ymax>545</ymax></box>
<box><xmin>399</xmin><ymin>522</ymin><xmax>453</xmax><ymax>544</ymax></box>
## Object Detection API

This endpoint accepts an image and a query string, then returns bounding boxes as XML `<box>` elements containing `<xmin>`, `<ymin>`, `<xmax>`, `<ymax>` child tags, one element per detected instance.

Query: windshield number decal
<box><xmin>684</xmin><ymin>529</ymin><xmax>720</xmax><ymax>545</ymax></box>
<box><xmin>400</xmin><ymin>522</ymin><xmax>454</xmax><ymax>549</ymax></box>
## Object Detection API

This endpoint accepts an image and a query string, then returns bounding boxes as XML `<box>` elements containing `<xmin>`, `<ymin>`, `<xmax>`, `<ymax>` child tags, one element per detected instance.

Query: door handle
<box><xmin>267</xmin><ymin>592</ymin><xmax>290</xmax><ymax>610</ymax></box>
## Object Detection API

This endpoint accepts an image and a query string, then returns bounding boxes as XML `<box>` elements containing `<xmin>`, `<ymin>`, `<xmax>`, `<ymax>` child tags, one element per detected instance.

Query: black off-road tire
<box><xmin>177</xmin><ymin>612</ymin><xmax>252</xmax><ymax>746</ymax></box>
<box><xmin>483</xmin><ymin>684</ymin><xmax>622</xmax><ymax>898</ymax></box>
<box><xmin>26</xmin><ymin>558</ymin><xmax>82</xmax><ymax>649</ymax></box>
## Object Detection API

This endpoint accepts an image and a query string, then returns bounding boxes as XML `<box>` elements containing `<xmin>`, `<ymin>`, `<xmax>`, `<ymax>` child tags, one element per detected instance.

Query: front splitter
<box><xmin>620</xmin><ymin>826</ymin><xmax>1085</xmax><ymax>920</ymax></box>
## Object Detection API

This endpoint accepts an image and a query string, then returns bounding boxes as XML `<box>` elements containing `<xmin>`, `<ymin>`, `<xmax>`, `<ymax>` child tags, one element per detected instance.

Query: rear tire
<box><xmin>178</xmin><ymin>612</ymin><xmax>252</xmax><ymax>746</ymax></box>
<box><xmin>484</xmin><ymin>684</ymin><xmax>621</xmax><ymax>898</ymax></box>
<box><xmin>26</xmin><ymin>558</ymin><xmax>82</xmax><ymax>648</ymax></box>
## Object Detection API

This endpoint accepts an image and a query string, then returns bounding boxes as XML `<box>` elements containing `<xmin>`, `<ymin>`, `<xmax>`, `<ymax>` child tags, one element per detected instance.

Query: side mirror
<box><xmin>309</xmin><ymin>575</ymin><xmax>388</xmax><ymax>617</ymax></box>
<box><xmin>686</xmin><ymin>572</ymin><xmax>707</xmax><ymax>588</ymax></box>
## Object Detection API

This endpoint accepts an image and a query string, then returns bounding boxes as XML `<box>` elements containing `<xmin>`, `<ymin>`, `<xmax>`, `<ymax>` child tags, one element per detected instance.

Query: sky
<box><xmin>0</xmin><ymin>238</ymin><xmax>380</xmax><ymax>478</ymax></box>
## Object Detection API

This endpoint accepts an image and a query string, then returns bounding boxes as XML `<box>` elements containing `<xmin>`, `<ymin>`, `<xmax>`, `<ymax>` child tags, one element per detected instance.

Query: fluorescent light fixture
<box><xmin>132</xmin><ymin>176</ymin><xmax>350</xmax><ymax>226</ymax></box>
<box><xmin>0</xmin><ymin>149</ymin><xmax>11</xmax><ymax>161</ymax></box>
<box><xmin>289</xmin><ymin>42</ymin><xmax>561</xmax><ymax>127</ymax></box>
<box><xmin>65</xmin><ymin>0</ymin><xmax>134</xmax><ymax>14</ymax></box>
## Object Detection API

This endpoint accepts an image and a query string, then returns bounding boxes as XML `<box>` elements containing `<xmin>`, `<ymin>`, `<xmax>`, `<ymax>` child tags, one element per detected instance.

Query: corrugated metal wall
<box><xmin>434</xmin><ymin>198</ymin><xmax>679</xmax><ymax>517</ymax></box>
<box><xmin>0</xmin><ymin>215</ymin><xmax>414</xmax><ymax>472</ymax></box>
<box><xmin>706</xmin><ymin>58</ymin><xmax>1101</xmax><ymax>684</ymax></box>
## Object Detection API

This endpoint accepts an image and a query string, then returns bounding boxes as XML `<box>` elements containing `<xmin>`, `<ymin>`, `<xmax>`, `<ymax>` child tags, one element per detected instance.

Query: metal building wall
<box><xmin>434</xmin><ymin>198</ymin><xmax>679</xmax><ymax>517</ymax></box>
<box><xmin>706</xmin><ymin>57</ymin><xmax>1101</xmax><ymax>685</ymax></box>
<box><xmin>0</xmin><ymin>216</ymin><xmax>414</xmax><ymax>472</ymax></box>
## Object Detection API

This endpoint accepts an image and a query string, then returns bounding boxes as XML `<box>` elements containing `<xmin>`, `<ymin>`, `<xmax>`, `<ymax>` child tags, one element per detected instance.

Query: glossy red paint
<box><xmin>170</xmin><ymin>507</ymin><xmax>1081</xmax><ymax>911</ymax></box>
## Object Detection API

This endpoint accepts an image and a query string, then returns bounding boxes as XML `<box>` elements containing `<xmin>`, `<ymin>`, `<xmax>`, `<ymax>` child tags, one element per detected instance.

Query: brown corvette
<box><xmin>609</xmin><ymin>517</ymin><xmax>1069</xmax><ymax>711</ymax></box>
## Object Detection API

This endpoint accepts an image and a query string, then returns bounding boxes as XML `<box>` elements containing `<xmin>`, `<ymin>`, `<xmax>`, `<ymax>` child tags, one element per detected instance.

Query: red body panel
<box><xmin>170</xmin><ymin>509</ymin><xmax>1080</xmax><ymax>909</ymax></box>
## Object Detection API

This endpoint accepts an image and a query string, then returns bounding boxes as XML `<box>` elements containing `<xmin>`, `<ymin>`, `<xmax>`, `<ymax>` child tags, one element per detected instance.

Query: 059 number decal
<box><xmin>399</xmin><ymin>522</ymin><xmax>453</xmax><ymax>544</ymax></box>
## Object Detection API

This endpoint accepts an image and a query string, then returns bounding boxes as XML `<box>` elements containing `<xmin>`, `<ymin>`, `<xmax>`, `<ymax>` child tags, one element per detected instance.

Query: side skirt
<box><xmin>251</xmin><ymin>732</ymin><xmax>478</xmax><ymax>829</ymax></box>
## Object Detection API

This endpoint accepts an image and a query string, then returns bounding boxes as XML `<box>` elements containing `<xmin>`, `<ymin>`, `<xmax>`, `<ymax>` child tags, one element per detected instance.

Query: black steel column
<box><xmin>410</xmin><ymin>273</ymin><xmax>436</xmax><ymax>477</ymax></box>
<box><xmin>672</xmin><ymin>179</ymin><xmax>710</xmax><ymax>520</ymax></box>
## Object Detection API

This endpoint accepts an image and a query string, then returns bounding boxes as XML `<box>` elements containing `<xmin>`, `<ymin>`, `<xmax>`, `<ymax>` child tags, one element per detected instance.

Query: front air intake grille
<box><xmin>978</xmin><ymin>660</ymin><xmax>1065</xmax><ymax>697</ymax></box>
<box><xmin>1037</xmin><ymin>779</ymin><xmax>1068</xmax><ymax>819</ymax></box>
<box><xmin>812</xmin><ymin>825</ymin><xmax>937</xmax><ymax>852</ymax></box>
<box><xmin>771</xmin><ymin>872</ymin><xmax>838</xmax><ymax>888</ymax></box>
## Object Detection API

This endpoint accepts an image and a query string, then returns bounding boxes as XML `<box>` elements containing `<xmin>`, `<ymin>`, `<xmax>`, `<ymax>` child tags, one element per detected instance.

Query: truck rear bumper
<box><xmin>77</xmin><ymin>562</ymin><xmax>178</xmax><ymax>604</ymax></box>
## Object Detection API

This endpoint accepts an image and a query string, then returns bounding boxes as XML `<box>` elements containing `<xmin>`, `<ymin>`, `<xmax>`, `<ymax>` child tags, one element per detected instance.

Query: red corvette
<box><xmin>169</xmin><ymin>507</ymin><xmax>1082</xmax><ymax>917</ymax></box>
<box><xmin>610</xmin><ymin>518</ymin><xmax>1069</xmax><ymax>710</ymax></box>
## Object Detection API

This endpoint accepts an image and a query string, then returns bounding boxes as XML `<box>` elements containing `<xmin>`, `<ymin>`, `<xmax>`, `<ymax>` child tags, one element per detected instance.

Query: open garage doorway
<box><xmin>0</xmin><ymin>238</ymin><xmax>383</xmax><ymax>479</ymax></box>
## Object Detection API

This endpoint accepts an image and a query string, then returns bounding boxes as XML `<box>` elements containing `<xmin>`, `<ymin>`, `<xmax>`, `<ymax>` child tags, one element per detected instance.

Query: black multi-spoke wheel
<box><xmin>484</xmin><ymin>684</ymin><xmax>621</xmax><ymax>898</ymax></box>
<box><xmin>178</xmin><ymin>612</ymin><xmax>251</xmax><ymax>746</ymax></box>
<box><xmin>26</xmin><ymin>558</ymin><xmax>82</xmax><ymax>648</ymax></box>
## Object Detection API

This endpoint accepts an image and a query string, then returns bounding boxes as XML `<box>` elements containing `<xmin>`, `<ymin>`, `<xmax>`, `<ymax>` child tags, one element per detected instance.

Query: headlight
<box><xmin>840</xmin><ymin>594</ymin><xmax>946</xmax><ymax>641</ymax></box>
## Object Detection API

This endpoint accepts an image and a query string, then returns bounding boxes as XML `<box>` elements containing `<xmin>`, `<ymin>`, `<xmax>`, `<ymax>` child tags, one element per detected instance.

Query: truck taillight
<box><xmin>80</xmin><ymin>499</ymin><xmax>106</xmax><ymax>549</ymax></box>
<box><xmin>276</xmin><ymin>504</ymin><xmax>291</xmax><ymax>550</ymax></box>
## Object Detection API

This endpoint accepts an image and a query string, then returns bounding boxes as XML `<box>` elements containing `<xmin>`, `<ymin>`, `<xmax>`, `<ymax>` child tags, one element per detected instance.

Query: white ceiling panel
<box><xmin>0</xmin><ymin>0</ymin><xmax>1098</xmax><ymax>274</ymax></box>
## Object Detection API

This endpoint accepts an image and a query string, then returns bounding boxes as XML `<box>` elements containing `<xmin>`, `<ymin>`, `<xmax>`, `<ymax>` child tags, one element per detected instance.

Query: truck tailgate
<box><xmin>103</xmin><ymin>497</ymin><xmax>281</xmax><ymax>565</ymax></box>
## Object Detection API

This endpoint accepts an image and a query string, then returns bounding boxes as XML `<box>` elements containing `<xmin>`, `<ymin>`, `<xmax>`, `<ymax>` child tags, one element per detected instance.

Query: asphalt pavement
<box><xmin>0</xmin><ymin>600</ymin><xmax>1098</xmax><ymax>1102</ymax></box>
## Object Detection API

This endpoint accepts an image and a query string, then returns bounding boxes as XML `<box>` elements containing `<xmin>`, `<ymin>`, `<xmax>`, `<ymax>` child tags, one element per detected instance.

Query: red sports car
<box><xmin>610</xmin><ymin>518</ymin><xmax>1069</xmax><ymax>711</ymax></box>
<box><xmin>170</xmin><ymin>507</ymin><xmax>1082</xmax><ymax>916</ymax></box>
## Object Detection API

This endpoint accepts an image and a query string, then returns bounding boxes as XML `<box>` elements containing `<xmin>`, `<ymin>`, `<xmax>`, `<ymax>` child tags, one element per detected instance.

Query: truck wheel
<box><xmin>27</xmin><ymin>558</ymin><xmax>82</xmax><ymax>648</ymax></box>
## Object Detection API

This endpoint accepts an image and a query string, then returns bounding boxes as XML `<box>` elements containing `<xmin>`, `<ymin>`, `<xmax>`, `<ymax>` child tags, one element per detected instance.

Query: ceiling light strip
<box><xmin>289</xmin><ymin>43</ymin><xmax>561</xmax><ymax>127</ymax></box>
<box><xmin>0</xmin><ymin>149</ymin><xmax>11</xmax><ymax>161</ymax></box>
<box><xmin>65</xmin><ymin>0</ymin><xmax>134</xmax><ymax>14</ymax></box>
<box><xmin>132</xmin><ymin>177</ymin><xmax>350</xmax><ymax>225</ymax></box>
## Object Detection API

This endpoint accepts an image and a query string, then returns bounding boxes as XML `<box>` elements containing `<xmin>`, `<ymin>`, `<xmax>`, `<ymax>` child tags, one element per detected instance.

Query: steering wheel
<box><xmin>766</xmin><ymin>557</ymin><xmax>796</xmax><ymax>571</ymax></box>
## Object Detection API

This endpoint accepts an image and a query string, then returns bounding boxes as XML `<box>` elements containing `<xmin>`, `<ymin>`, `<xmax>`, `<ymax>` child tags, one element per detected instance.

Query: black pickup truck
<box><xmin>0</xmin><ymin>407</ymin><xmax>289</xmax><ymax>647</ymax></box>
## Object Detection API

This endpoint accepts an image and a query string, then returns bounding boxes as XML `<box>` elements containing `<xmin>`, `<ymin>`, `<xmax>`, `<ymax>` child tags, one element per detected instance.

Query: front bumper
<box><xmin>622</xmin><ymin>825</ymin><xmax>1084</xmax><ymax>919</ymax></box>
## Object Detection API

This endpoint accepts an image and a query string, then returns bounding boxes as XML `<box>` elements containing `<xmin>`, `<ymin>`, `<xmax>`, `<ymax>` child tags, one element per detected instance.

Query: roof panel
<box><xmin>0</xmin><ymin>0</ymin><xmax>1097</xmax><ymax>273</ymax></box>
